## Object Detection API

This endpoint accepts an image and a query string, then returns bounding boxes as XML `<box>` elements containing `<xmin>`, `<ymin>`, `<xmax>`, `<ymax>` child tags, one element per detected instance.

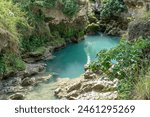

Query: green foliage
<box><xmin>100</xmin><ymin>0</ymin><xmax>127</xmax><ymax>18</ymax></box>
<box><xmin>49</xmin><ymin>31</ymin><xmax>66</xmax><ymax>47</ymax></box>
<box><xmin>91</xmin><ymin>38</ymin><xmax>150</xmax><ymax>79</ymax></box>
<box><xmin>30</xmin><ymin>46</ymin><xmax>46</xmax><ymax>56</ymax></box>
<box><xmin>34</xmin><ymin>0</ymin><xmax>56</xmax><ymax>8</ymax></box>
<box><xmin>13</xmin><ymin>0</ymin><xmax>79</xmax><ymax>17</ymax></box>
<box><xmin>61</xmin><ymin>0</ymin><xmax>79</xmax><ymax>17</ymax></box>
<box><xmin>90</xmin><ymin>38</ymin><xmax>150</xmax><ymax>99</ymax></box>
<box><xmin>49</xmin><ymin>22</ymin><xmax>84</xmax><ymax>39</ymax></box>
<box><xmin>86</xmin><ymin>23</ymin><xmax>99</xmax><ymax>33</ymax></box>
<box><xmin>88</xmin><ymin>14</ymin><xmax>99</xmax><ymax>24</ymax></box>
<box><xmin>0</xmin><ymin>0</ymin><xmax>27</xmax><ymax>76</ymax></box>
<box><xmin>117</xmin><ymin>79</ymin><xmax>134</xmax><ymax>99</ymax></box>
<box><xmin>21</xmin><ymin>35</ymin><xmax>49</xmax><ymax>52</ymax></box>
<box><xmin>143</xmin><ymin>11</ymin><xmax>150</xmax><ymax>20</ymax></box>
<box><xmin>13</xmin><ymin>0</ymin><xmax>80</xmax><ymax>53</ymax></box>
<box><xmin>0</xmin><ymin>0</ymin><xmax>27</xmax><ymax>39</ymax></box>
<box><xmin>0</xmin><ymin>53</ymin><xmax>25</xmax><ymax>74</ymax></box>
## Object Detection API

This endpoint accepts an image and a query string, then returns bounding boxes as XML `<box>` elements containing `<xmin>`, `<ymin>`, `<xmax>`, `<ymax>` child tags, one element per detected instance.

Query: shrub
<box><xmin>86</xmin><ymin>23</ymin><xmax>99</xmax><ymax>33</ymax></box>
<box><xmin>0</xmin><ymin>0</ymin><xmax>27</xmax><ymax>39</ymax></box>
<box><xmin>143</xmin><ymin>11</ymin><xmax>150</xmax><ymax>20</ymax></box>
<box><xmin>61</xmin><ymin>0</ymin><xmax>79</xmax><ymax>17</ymax></box>
<box><xmin>90</xmin><ymin>38</ymin><xmax>150</xmax><ymax>80</ymax></box>
<box><xmin>100</xmin><ymin>0</ymin><xmax>127</xmax><ymax>19</ymax></box>
<box><xmin>0</xmin><ymin>53</ymin><xmax>26</xmax><ymax>75</ymax></box>
<box><xmin>90</xmin><ymin>37</ymin><xmax>150</xmax><ymax>99</ymax></box>
<box><xmin>21</xmin><ymin>35</ymin><xmax>49</xmax><ymax>52</ymax></box>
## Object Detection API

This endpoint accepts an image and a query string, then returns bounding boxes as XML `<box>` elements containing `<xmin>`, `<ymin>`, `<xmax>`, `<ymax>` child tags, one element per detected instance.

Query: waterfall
<box><xmin>84</xmin><ymin>41</ymin><xmax>91</xmax><ymax>64</ymax></box>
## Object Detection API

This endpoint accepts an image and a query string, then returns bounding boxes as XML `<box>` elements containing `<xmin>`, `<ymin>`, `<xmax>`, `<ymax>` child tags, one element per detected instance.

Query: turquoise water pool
<box><xmin>46</xmin><ymin>33</ymin><xmax>119</xmax><ymax>78</ymax></box>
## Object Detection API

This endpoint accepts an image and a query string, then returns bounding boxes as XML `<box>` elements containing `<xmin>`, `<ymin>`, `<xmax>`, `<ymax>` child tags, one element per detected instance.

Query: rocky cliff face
<box><xmin>43</xmin><ymin>0</ymin><xmax>88</xmax><ymax>24</ymax></box>
<box><xmin>128</xmin><ymin>19</ymin><xmax>150</xmax><ymax>40</ymax></box>
<box><xmin>123</xmin><ymin>0</ymin><xmax>149</xmax><ymax>18</ymax></box>
<box><xmin>0</xmin><ymin>28</ymin><xmax>18</xmax><ymax>54</ymax></box>
<box><xmin>124</xmin><ymin>0</ymin><xmax>150</xmax><ymax>40</ymax></box>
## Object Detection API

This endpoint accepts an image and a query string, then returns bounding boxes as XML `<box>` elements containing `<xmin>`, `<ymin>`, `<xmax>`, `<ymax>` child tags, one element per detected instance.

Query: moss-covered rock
<box><xmin>86</xmin><ymin>23</ymin><xmax>99</xmax><ymax>34</ymax></box>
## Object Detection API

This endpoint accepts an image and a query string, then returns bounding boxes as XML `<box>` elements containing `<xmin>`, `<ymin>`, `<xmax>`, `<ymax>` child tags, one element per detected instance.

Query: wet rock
<box><xmin>21</xmin><ymin>77</ymin><xmax>35</xmax><ymax>86</ymax></box>
<box><xmin>2</xmin><ymin>77</ymin><xmax>21</xmax><ymax>87</ymax></box>
<box><xmin>23</xmin><ymin>46</ymin><xmax>54</xmax><ymax>63</ymax></box>
<box><xmin>0</xmin><ymin>86</ymin><xmax>22</xmax><ymax>94</ymax></box>
<box><xmin>35</xmin><ymin>74</ymin><xmax>52</xmax><ymax>83</ymax></box>
<box><xmin>23</xmin><ymin>63</ymin><xmax>46</xmax><ymax>77</ymax></box>
<box><xmin>9</xmin><ymin>93</ymin><xmax>25</xmax><ymax>100</ymax></box>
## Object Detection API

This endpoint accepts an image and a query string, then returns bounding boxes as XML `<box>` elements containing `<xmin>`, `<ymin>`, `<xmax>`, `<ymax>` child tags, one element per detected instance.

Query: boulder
<box><xmin>21</xmin><ymin>77</ymin><xmax>35</xmax><ymax>86</ymax></box>
<box><xmin>84</xmin><ymin>70</ymin><xmax>97</xmax><ymax>79</ymax></box>
<box><xmin>67</xmin><ymin>82</ymin><xmax>81</xmax><ymax>93</ymax></box>
<box><xmin>54</xmin><ymin>88</ymin><xmax>62</xmax><ymax>96</ymax></box>
<box><xmin>23</xmin><ymin>46</ymin><xmax>54</xmax><ymax>63</ymax></box>
<box><xmin>2</xmin><ymin>77</ymin><xmax>21</xmax><ymax>87</ymax></box>
<box><xmin>55</xmin><ymin>75</ymin><xmax>119</xmax><ymax>100</ymax></box>
<box><xmin>23</xmin><ymin>63</ymin><xmax>46</xmax><ymax>77</ymax></box>
<box><xmin>66</xmin><ymin>90</ymin><xmax>79</xmax><ymax>99</ymax></box>
<box><xmin>9</xmin><ymin>93</ymin><xmax>25</xmax><ymax>100</ymax></box>
<box><xmin>0</xmin><ymin>86</ymin><xmax>22</xmax><ymax>94</ymax></box>
<box><xmin>128</xmin><ymin>19</ymin><xmax>150</xmax><ymax>40</ymax></box>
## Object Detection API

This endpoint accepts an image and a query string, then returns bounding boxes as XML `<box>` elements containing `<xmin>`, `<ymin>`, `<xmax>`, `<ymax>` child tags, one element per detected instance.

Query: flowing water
<box><xmin>26</xmin><ymin>33</ymin><xmax>119</xmax><ymax>100</ymax></box>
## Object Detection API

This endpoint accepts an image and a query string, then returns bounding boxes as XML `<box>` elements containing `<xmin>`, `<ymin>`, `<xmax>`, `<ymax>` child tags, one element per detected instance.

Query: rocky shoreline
<box><xmin>0</xmin><ymin>60</ymin><xmax>119</xmax><ymax>100</ymax></box>
<box><xmin>0</xmin><ymin>63</ymin><xmax>51</xmax><ymax>100</ymax></box>
<box><xmin>54</xmin><ymin>76</ymin><xmax>118</xmax><ymax>100</ymax></box>
<box><xmin>52</xmin><ymin>65</ymin><xmax>118</xmax><ymax>100</ymax></box>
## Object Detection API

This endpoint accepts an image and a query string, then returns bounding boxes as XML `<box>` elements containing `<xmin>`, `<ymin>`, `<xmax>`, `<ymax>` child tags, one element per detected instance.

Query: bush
<box><xmin>143</xmin><ymin>12</ymin><xmax>150</xmax><ymax>20</ymax></box>
<box><xmin>21</xmin><ymin>35</ymin><xmax>49</xmax><ymax>52</ymax></box>
<box><xmin>34</xmin><ymin>0</ymin><xmax>56</xmax><ymax>8</ymax></box>
<box><xmin>100</xmin><ymin>0</ymin><xmax>127</xmax><ymax>19</ymax></box>
<box><xmin>86</xmin><ymin>23</ymin><xmax>99</xmax><ymax>33</ymax></box>
<box><xmin>90</xmin><ymin>37</ymin><xmax>150</xmax><ymax>99</ymax></box>
<box><xmin>61</xmin><ymin>0</ymin><xmax>79</xmax><ymax>17</ymax></box>
<box><xmin>0</xmin><ymin>53</ymin><xmax>26</xmax><ymax>75</ymax></box>
<box><xmin>90</xmin><ymin>38</ymin><xmax>150</xmax><ymax>80</ymax></box>
<box><xmin>0</xmin><ymin>0</ymin><xmax>27</xmax><ymax>39</ymax></box>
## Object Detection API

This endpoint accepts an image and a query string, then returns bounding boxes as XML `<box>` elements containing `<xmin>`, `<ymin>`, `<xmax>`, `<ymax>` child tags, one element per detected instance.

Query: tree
<box><xmin>100</xmin><ymin>0</ymin><xmax>127</xmax><ymax>19</ymax></box>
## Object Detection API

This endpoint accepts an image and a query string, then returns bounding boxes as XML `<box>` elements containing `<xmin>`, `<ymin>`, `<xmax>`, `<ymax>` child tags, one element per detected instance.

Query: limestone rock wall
<box><xmin>0</xmin><ymin>28</ymin><xmax>18</xmax><ymax>53</ymax></box>
<box><xmin>123</xmin><ymin>0</ymin><xmax>150</xmax><ymax>18</ymax></box>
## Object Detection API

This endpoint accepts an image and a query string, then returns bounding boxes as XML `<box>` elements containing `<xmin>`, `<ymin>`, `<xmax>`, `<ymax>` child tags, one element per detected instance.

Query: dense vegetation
<box><xmin>12</xmin><ymin>0</ymin><xmax>81</xmax><ymax>52</ymax></box>
<box><xmin>90</xmin><ymin>38</ymin><xmax>150</xmax><ymax>99</ymax></box>
<box><xmin>0</xmin><ymin>0</ymin><xmax>26</xmax><ymax>76</ymax></box>
<box><xmin>100</xmin><ymin>0</ymin><xmax>127</xmax><ymax>18</ymax></box>
<box><xmin>0</xmin><ymin>0</ymin><xmax>81</xmax><ymax>77</ymax></box>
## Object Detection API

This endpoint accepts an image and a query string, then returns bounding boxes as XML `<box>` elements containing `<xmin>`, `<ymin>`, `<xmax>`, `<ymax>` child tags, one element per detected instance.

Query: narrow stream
<box><xmin>26</xmin><ymin>33</ymin><xmax>119</xmax><ymax>100</ymax></box>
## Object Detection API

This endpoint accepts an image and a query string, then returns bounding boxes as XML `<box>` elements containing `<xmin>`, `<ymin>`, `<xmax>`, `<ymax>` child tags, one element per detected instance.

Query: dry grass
<box><xmin>134</xmin><ymin>69</ymin><xmax>150</xmax><ymax>100</ymax></box>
